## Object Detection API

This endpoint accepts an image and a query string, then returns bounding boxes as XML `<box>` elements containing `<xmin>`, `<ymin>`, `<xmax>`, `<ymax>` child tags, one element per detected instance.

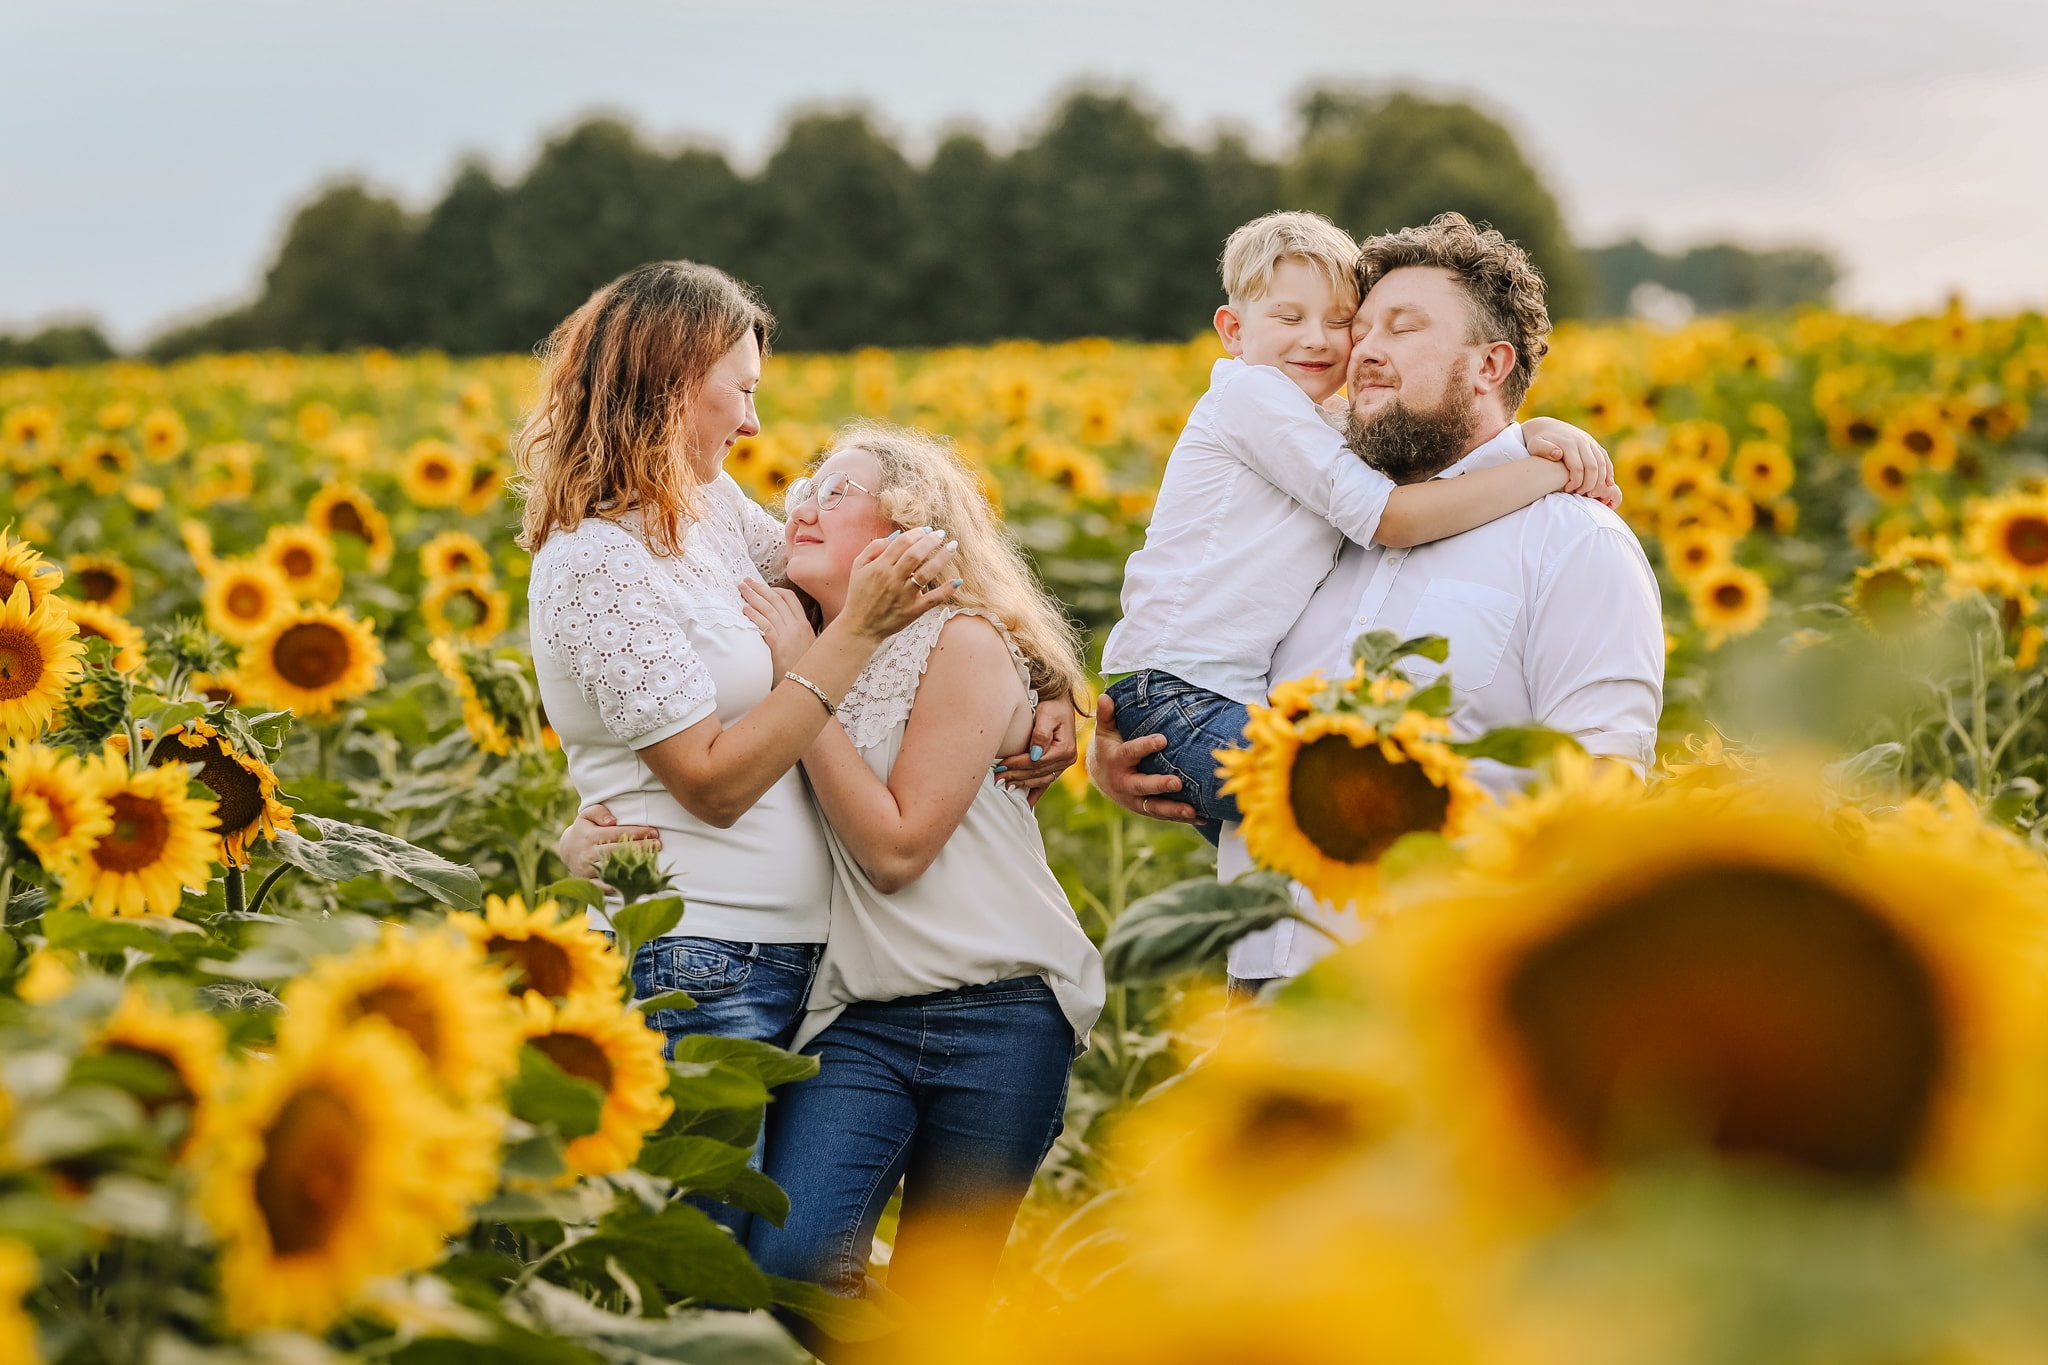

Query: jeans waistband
<box><xmin>864</xmin><ymin>976</ymin><xmax>1056</xmax><ymax>1010</ymax></box>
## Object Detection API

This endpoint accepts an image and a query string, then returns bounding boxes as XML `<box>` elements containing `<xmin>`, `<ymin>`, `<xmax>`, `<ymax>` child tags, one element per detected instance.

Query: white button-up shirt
<box><xmin>1102</xmin><ymin>357</ymin><xmax>1393</xmax><ymax>705</ymax></box>
<box><xmin>1223</xmin><ymin>421</ymin><xmax>1665</xmax><ymax>980</ymax></box>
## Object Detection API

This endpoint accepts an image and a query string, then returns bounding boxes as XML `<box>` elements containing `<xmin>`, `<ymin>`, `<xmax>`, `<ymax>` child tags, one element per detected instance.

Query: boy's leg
<box><xmin>1104</xmin><ymin>673</ymin><xmax>1252</xmax><ymax>840</ymax></box>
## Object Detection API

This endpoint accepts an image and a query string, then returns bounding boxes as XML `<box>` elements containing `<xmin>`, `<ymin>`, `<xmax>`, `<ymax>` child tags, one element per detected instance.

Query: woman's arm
<box><xmin>801</xmin><ymin>615</ymin><xmax>1026</xmax><ymax>893</ymax></box>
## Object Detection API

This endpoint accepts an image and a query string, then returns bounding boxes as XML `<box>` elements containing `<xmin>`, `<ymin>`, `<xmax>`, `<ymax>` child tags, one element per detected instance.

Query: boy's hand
<box><xmin>1522</xmin><ymin>417</ymin><xmax>1613</xmax><ymax>497</ymax></box>
<box><xmin>1088</xmin><ymin>696</ymin><xmax>1201</xmax><ymax>824</ymax></box>
<box><xmin>996</xmin><ymin>699</ymin><xmax>1078</xmax><ymax>807</ymax></box>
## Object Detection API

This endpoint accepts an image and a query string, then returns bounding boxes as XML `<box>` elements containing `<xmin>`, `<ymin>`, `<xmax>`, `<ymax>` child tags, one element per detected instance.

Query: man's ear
<box><xmin>1213</xmin><ymin>305</ymin><xmax>1244</xmax><ymax>357</ymax></box>
<box><xmin>1473</xmin><ymin>340</ymin><xmax>1518</xmax><ymax>397</ymax></box>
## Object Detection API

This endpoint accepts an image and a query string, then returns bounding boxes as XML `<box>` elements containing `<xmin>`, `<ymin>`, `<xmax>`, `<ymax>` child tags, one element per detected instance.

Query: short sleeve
<box><xmin>1211</xmin><ymin>363</ymin><xmax>1393</xmax><ymax>547</ymax></box>
<box><xmin>529</xmin><ymin>526</ymin><xmax>720</xmax><ymax>748</ymax></box>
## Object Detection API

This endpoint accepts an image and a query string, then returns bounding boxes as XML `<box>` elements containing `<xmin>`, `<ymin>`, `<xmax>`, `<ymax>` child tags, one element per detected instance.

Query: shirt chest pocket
<box><xmin>1400</xmin><ymin>579</ymin><xmax>1522</xmax><ymax>693</ymax></box>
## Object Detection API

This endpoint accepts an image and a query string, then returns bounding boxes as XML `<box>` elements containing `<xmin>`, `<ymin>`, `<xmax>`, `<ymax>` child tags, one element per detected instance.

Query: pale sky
<box><xmin>5</xmin><ymin>0</ymin><xmax>2044</xmax><ymax>344</ymax></box>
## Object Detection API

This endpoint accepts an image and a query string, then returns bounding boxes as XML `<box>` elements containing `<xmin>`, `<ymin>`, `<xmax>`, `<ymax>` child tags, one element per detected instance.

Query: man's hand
<box><xmin>1088</xmin><ymin>695</ymin><xmax>1202</xmax><ymax>824</ymax></box>
<box><xmin>996</xmin><ymin>698</ymin><xmax>1078</xmax><ymax>808</ymax></box>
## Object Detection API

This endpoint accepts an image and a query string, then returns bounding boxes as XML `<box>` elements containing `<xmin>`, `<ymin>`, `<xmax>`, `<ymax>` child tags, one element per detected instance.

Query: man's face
<box><xmin>1344</xmin><ymin>267</ymin><xmax>1489</xmax><ymax>481</ymax></box>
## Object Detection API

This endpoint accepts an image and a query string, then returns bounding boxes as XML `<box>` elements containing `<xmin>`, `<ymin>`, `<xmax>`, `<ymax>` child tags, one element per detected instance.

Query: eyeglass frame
<box><xmin>783</xmin><ymin>470</ymin><xmax>878</xmax><ymax>515</ymax></box>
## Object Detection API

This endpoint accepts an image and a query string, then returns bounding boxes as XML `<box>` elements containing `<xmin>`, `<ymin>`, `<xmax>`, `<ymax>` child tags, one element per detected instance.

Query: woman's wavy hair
<box><xmin>797</xmin><ymin>421</ymin><xmax>1088</xmax><ymax>705</ymax></box>
<box><xmin>516</xmin><ymin>261</ymin><xmax>771</xmax><ymax>557</ymax></box>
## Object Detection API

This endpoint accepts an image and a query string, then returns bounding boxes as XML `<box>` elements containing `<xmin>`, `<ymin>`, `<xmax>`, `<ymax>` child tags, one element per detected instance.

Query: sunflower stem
<box><xmin>244</xmin><ymin>861</ymin><xmax>296</xmax><ymax>917</ymax></box>
<box><xmin>223</xmin><ymin>865</ymin><xmax>245</xmax><ymax>918</ymax></box>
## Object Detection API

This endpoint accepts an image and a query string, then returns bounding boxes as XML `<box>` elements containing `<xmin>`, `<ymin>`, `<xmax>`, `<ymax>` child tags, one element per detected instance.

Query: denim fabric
<box><xmin>1103</xmin><ymin>670</ymin><xmax>1252</xmax><ymax>845</ymax></box>
<box><xmin>747</xmin><ymin>978</ymin><xmax>1073</xmax><ymax>1327</ymax></box>
<box><xmin>627</xmin><ymin>935</ymin><xmax>824</xmax><ymax>1056</ymax></box>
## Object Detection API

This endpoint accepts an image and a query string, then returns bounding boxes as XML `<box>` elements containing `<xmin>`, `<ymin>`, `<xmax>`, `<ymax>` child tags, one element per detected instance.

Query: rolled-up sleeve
<box><xmin>1211</xmin><ymin>364</ymin><xmax>1393</xmax><ymax>549</ymax></box>
<box><xmin>1524</xmin><ymin>523</ymin><xmax>1665</xmax><ymax>772</ymax></box>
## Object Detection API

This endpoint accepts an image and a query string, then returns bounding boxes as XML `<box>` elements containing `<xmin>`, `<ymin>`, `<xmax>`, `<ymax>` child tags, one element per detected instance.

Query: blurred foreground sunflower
<box><xmin>449</xmin><ymin>893</ymin><xmax>623</xmax><ymax>1003</ymax></box>
<box><xmin>1220</xmin><ymin>704</ymin><xmax>1485</xmax><ymax>912</ymax></box>
<box><xmin>0</xmin><ymin>584</ymin><xmax>87</xmax><ymax>740</ymax></box>
<box><xmin>0</xmin><ymin>1240</ymin><xmax>39</xmax><ymax>1365</ymax></box>
<box><xmin>90</xmin><ymin>986</ymin><xmax>228</xmax><ymax>1159</ymax></box>
<box><xmin>236</xmin><ymin>605</ymin><xmax>382</xmax><ymax>716</ymax></box>
<box><xmin>1849</xmin><ymin>560</ymin><xmax>1930</xmax><ymax>631</ymax></box>
<box><xmin>62</xmin><ymin>753</ymin><xmax>217</xmax><ymax>917</ymax></box>
<box><xmin>517</xmin><ymin>991</ymin><xmax>674</xmax><ymax>1176</ymax></box>
<box><xmin>201</xmin><ymin>558</ymin><xmax>293</xmax><ymax>644</ymax></box>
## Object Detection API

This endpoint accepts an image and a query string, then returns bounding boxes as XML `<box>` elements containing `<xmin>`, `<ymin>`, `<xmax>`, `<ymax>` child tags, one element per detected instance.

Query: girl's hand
<box><xmin>740</xmin><ymin>578</ymin><xmax>817</xmax><ymax>678</ymax></box>
<box><xmin>996</xmin><ymin>699</ymin><xmax>1079</xmax><ymax>806</ymax></box>
<box><xmin>559</xmin><ymin>804</ymin><xmax>662</xmax><ymax>882</ymax></box>
<box><xmin>1523</xmin><ymin>417</ymin><xmax>1614</xmax><ymax>498</ymax></box>
<box><xmin>841</xmin><ymin>528</ymin><xmax>959</xmax><ymax>641</ymax></box>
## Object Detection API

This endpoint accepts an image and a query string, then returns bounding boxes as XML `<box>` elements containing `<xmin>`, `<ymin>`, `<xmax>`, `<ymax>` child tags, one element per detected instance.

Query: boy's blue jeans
<box><xmin>746</xmin><ymin>978</ymin><xmax>1073</xmax><ymax>1340</ymax></box>
<box><xmin>1102</xmin><ymin>670</ymin><xmax>1253</xmax><ymax>845</ymax></box>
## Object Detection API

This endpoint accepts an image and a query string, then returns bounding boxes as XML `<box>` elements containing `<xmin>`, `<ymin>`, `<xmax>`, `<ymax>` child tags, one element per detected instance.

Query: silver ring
<box><xmin>1141</xmin><ymin>797</ymin><xmax>1154</xmax><ymax>816</ymax></box>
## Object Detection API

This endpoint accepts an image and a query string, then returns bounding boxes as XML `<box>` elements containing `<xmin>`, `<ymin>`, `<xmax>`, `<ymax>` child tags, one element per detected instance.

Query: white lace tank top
<box><xmin>793</xmin><ymin>606</ymin><xmax>1107</xmax><ymax>1052</ymax></box>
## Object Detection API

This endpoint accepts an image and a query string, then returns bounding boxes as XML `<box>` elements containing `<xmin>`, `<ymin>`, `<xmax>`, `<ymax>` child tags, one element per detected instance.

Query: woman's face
<box><xmin>784</xmin><ymin>448</ymin><xmax>896</xmax><ymax>614</ymax></box>
<box><xmin>684</xmin><ymin>329</ymin><xmax>762</xmax><ymax>482</ymax></box>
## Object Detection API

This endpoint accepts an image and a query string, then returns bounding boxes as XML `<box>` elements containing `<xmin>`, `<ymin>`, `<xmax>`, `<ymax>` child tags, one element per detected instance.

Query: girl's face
<box><xmin>684</xmin><ymin>329</ymin><xmax>762</xmax><ymax>482</ymax></box>
<box><xmin>783</xmin><ymin>448</ymin><xmax>896</xmax><ymax>617</ymax></box>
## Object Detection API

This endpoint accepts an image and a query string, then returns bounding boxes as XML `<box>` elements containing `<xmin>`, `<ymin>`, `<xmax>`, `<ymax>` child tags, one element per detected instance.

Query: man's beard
<box><xmin>1343</xmin><ymin>361</ymin><xmax>1482</xmax><ymax>484</ymax></box>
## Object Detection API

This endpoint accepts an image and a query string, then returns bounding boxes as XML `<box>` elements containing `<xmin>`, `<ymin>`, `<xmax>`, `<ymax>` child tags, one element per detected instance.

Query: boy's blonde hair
<box><xmin>1219</xmin><ymin>210</ymin><xmax>1360</xmax><ymax>306</ymax></box>
<box><xmin>796</xmin><ymin>420</ymin><xmax>1087</xmax><ymax>704</ymax></box>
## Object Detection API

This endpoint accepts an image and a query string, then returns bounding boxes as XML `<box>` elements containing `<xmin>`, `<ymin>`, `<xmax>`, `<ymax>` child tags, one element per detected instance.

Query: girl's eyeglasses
<box><xmin>784</xmin><ymin>471</ymin><xmax>877</xmax><ymax>514</ymax></box>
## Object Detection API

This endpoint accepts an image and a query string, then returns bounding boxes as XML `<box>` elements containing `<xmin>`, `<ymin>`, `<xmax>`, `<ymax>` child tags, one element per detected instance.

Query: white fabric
<box><xmin>1101</xmin><ymin>357</ymin><xmax>1394</xmax><ymax>705</ymax></box>
<box><xmin>1226</xmin><ymin>422</ymin><xmax>1665</xmax><ymax>981</ymax></box>
<box><xmin>529</xmin><ymin>474</ymin><xmax>832</xmax><ymax>943</ymax></box>
<box><xmin>794</xmin><ymin>607</ymin><xmax>1108</xmax><ymax>1053</ymax></box>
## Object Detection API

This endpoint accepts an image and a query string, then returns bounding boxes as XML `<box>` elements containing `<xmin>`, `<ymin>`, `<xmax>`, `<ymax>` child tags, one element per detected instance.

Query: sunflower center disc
<box><xmin>153</xmin><ymin>736</ymin><xmax>267</xmax><ymax>833</ymax></box>
<box><xmin>353</xmin><ymin>984</ymin><xmax>442</xmax><ymax>1062</ymax></box>
<box><xmin>281</xmin><ymin>548</ymin><xmax>315</xmax><ymax>578</ymax></box>
<box><xmin>255</xmin><ymin>1085</ymin><xmax>362</xmax><ymax>1256</ymax></box>
<box><xmin>0</xmin><ymin>632</ymin><xmax>43</xmax><ymax>699</ymax></box>
<box><xmin>329</xmin><ymin>503</ymin><xmax>368</xmax><ymax>538</ymax></box>
<box><xmin>2005</xmin><ymin>519</ymin><xmax>2048</xmax><ymax>566</ymax></box>
<box><xmin>1503</xmin><ymin>867</ymin><xmax>1945</xmax><ymax>1182</ymax></box>
<box><xmin>96</xmin><ymin>791</ymin><xmax>173</xmax><ymax>873</ymax></box>
<box><xmin>226</xmin><ymin>583</ymin><xmax>266</xmax><ymax>619</ymax></box>
<box><xmin>80</xmin><ymin>569</ymin><xmax>117</xmax><ymax>601</ymax></box>
<box><xmin>273</xmin><ymin>623</ymin><xmax>349</xmax><ymax>688</ymax></box>
<box><xmin>485</xmin><ymin>934</ymin><xmax>573</xmax><ymax>999</ymax></box>
<box><xmin>532</xmin><ymin>1032</ymin><xmax>616</xmax><ymax>1092</ymax></box>
<box><xmin>1287</xmin><ymin>735</ymin><xmax>1450</xmax><ymax>865</ymax></box>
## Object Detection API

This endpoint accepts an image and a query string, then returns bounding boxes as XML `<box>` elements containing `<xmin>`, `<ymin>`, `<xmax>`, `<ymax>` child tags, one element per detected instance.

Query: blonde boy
<box><xmin>1100</xmin><ymin>210</ymin><xmax>1608</xmax><ymax>843</ymax></box>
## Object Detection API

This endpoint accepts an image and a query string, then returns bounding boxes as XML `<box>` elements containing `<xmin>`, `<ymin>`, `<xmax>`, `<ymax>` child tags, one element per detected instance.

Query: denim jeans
<box><xmin>746</xmin><ymin>978</ymin><xmax>1073</xmax><ymax>1336</ymax></box>
<box><xmin>1103</xmin><ymin>670</ymin><xmax>1252</xmax><ymax>845</ymax></box>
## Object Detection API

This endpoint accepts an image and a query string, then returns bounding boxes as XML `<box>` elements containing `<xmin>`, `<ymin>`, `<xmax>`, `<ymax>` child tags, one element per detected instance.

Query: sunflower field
<box><xmin>3</xmin><ymin>303</ymin><xmax>2048</xmax><ymax>1362</ymax></box>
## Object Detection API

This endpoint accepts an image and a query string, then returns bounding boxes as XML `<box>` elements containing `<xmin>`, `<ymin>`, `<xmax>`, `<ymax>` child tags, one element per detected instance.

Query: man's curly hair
<box><xmin>1355</xmin><ymin>212</ymin><xmax>1551</xmax><ymax>413</ymax></box>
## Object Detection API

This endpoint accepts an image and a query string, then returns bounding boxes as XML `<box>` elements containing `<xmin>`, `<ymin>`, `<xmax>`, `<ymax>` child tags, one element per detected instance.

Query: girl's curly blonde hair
<box><xmin>799</xmin><ymin>421</ymin><xmax>1086</xmax><ymax>704</ymax></box>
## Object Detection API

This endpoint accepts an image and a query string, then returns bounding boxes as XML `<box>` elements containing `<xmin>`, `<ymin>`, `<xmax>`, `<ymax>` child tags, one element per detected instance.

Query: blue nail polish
<box><xmin>1030</xmin><ymin>745</ymin><xmax>1044</xmax><ymax>762</ymax></box>
<box><xmin>993</xmin><ymin>764</ymin><xmax>1009</xmax><ymax>773</ymax></box>
<box><xmin>888</xmin><ymin>530</ymin><xmax>901</xmax><ymax>539</ymax></box>
<box><xmin>951</xmin><ymin>578</ymin><xmax>963</xmax><ymax>587</ymax></box>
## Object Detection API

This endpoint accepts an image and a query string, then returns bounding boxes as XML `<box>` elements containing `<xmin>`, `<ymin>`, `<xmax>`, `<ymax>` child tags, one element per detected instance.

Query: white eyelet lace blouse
<box><xmin>528</xmin><ymin>473</ymin><xmax>832</xmax><ymax>943</ymax></box>
<box><xmin>792</xmin><ymin>606</ymin><xmax>1107</xmax><ymax>1053</ymax></box>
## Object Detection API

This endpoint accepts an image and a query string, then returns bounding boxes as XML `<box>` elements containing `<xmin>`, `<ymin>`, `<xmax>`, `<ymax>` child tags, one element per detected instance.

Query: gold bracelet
<box><xmin>783</xmin><ymin>671</ymin><xmax>836</xmax><ymax>717</ymax></box>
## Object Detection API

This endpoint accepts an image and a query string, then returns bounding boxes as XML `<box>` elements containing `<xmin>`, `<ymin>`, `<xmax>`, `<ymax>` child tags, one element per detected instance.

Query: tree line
<box><xmin>7</xmin><ymin>88</ymin><xmax>1840</xmax><ymax>363</ymax></box>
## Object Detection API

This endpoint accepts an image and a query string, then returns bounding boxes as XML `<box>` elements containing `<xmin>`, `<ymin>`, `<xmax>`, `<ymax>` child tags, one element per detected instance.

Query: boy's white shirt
<box><xmin>1222</xmin><ymin>421</ymin><xmax>1666</xmax><ymax>981</ymax></box>
<box><xmin>1100</xmin><ymin>357</ymin><xmax>1393</xmax><ymax>704</ymax></box>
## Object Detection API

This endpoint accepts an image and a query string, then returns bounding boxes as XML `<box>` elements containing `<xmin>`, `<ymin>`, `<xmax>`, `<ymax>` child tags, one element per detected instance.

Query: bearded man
<box><xmin>1091</xmin><ymin>212</ymin><xmax>1665</xmax><ymax>989</ymax></box>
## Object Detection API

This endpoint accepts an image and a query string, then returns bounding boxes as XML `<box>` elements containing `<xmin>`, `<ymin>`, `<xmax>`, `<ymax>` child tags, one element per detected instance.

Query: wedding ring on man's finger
<box><xmin>1141</xmin><ymin>797</ymin><xmax>1155</xmax><ymax>816</ymax></box>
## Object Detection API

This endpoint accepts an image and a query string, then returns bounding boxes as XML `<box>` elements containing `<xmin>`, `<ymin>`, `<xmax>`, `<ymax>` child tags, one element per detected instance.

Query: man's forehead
<box><xmin>1355</xmin><ymin>265</ymin><xmax>1461</xmax><ymax>317</ymax></box>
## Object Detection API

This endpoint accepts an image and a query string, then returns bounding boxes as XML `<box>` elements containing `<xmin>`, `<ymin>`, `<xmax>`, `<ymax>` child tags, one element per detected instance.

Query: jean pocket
<box><xmin>651</xmin><ymin>939</ymin><xmax>755</xmax><ymax>1002</ymax></box>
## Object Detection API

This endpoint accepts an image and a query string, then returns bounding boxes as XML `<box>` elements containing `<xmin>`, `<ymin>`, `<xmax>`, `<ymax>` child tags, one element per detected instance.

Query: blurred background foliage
<box><xmin>2</xmin><ymin>86</ymin><xmax>1838</xmax><ymax>364</ymax></box>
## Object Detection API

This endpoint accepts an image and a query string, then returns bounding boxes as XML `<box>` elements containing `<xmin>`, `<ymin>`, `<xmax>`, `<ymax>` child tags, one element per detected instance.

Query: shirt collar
<box><xmin>1432</xmin><ymin>421</ymin><xmax>1526</xmax><ymax>481</ymax></box>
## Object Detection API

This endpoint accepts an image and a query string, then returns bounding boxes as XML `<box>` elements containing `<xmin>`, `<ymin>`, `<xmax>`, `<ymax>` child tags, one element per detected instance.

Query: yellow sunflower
<box><xmin>279</xmin><ymin>926</ymin><xmax>523</xmax><ymax>1104</ymax></box>
<box><xmin>1368</xmin><ymin>789</ymin><xmax>2048</xmax><ymax>1227</ymax></box>
<box><xmin>139</xmin><ymin>408</ymin><xmax>188</xmax><ymax>463</ymax></box>
<box><xmin>61</xmin><ymin>753</ymin><xmax>218</xmax><ymax>918</ymax></box>
<box><xmin>418</xmin><ymin>530</ymin><xmax>492</xmax><ymax>580</ymax></box>
<box><xmin>0</xmin><ymin>527</ymin><xmax>62</xmax><ymax>609</ymax></box>
<box><xmin>1219</xmin><ymin>705</ymin><xmax>1488</xmax><ymax>913</ymax></box>
<box><xmin>59</xmin><ymin>599</ymin><xmax>146</xmax><ymax>673</ymax></box>
<box><xmin>306</xmin><ymin>482</ymin><xmax>394</xmax><ymax>571</ymax></box>
<box><xmin>0</xmin><ymin>585</ymin><xmax>88</xmax><ymax>740</ymax></box>
<box><xmin>198</xmin><ymin>1020</ymin><xmax>477</xmax><ymax>1333</ymax></box>
<box><xmin>1660</xmin><ymin>527</ymin><xmax>1732</xmax><ymax>586</ymax></box>
<box><xmin>179</xmin><ymin>519</ymin><xmax>219</xmax><ymax>576</ymax></box>
<box><xmin>0</xmin><ymin>1239</ymin><xmax>39</xmax><ymax>1365</ymax></box>
<box><xmin>1881</xmin><ymin>400</ymin><xmax>1957</xmax><ymax>472</ymax></box>
<box><xmin>192</xmin><ymin>440</ymin><xmax>257</xmax><ymax>506</ymax></box>
<box><xmin>2</xmin><ymin>741</ymin><xmax>111</xmax><ymax>874</ymax></box>
<box><xmin>91</xmin><ymin>986</ymin><xmax>228</xmax><ymax>1158</ymax></box>
<box><xmin>461</xmin><ymin>456</ymin><xmax>509</xmax><ymax>515</ymax></box>
<box><xmin>236</xmin><ymin>605</ymin><xmax>383</xmax><ymax>717</ymax></box>
<box><xmin>1730</xmin><ymin>439</ymin><xmax>1794</xmax><ymax>502</ymax></box>
<box><xmin>2</xmin><ymin>403</ymin><xmax>61</xmax><ymax>465</ymax></box>
<box><xmin>428</xmin><ymin>636</ymin><xmax>527</xmax><ymax>755</ymax></box>
<box><xmin>257</xmin><ymin>523</ymin><xmax>342</xmax><ymax>604</ymax></box>
<box><xmin>448</xmin><ymin>893</ymin><xmax>624</xmax><ymax>1003</ymax></box>
<box><xmin>1688</xmin><ymin>565</ymin><xmax>1770</xmax><ymax>645</ymax></box>
<box><xmin>399</xmin><ymin>439</ymin><xmax>470</xmax><ymax>508</ymax></box>
<box><xmin>1967</xmin><ymin>492</ymin><xmax>2048</xmax><ymax>584</ymax></box>
<box><xmin>66</xmin><ymin>554</ymin><xmax>133</xmax><ymax>613</ymax></box>
<box><xmin>1946</xmin><ymin>557</ymin><xmax>2037</xmax><ymax>634</ymax></box>
<box><xmin>144</xmin><ymin>723</ymin><xmax>294</xmax><ymax>866</ymax></box>
<box><xmin>201</xmin><ymin>558</ymin><xmax>294</xmax><ymax>644</ymax></box>
<box><xmin>421</xmin><ymin>574</ymin><xmax>510</xmax><ymax>643</ymax></box>
<box><xmin>1882</xmin><ymin>535</ymin><xmax>1956</xmax><ymax>572</ymax></box>
<box><xmin>517</xmin><ymin>991</ymin><xmax>674</xmax><ymax>1176</ymax></box>
<box><xmin>1860</xmin><ymin>445</ymin><xmax>1915</xmax><ymax>506</ymax></box>
<box><xmin>1849</xmin><ymin>561</ymin><xmax>1930</xmax><ymax>631</ymax></box>
<box><xmin>74</xmin><ymin>433</ymin><xmax>135</xmax><ymax>494</ymax></box>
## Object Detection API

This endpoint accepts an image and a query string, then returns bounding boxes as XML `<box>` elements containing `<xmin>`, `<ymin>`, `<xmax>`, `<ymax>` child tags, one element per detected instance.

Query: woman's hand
<box><xmin>839</xmin><ymin>528</ymin><xmax>959</xmax><ymax>641</ymax></box>
<box><xmin>1523</xmin><ymin>417</ymin><xmax>1615</xmax><ymax>499</ymax></box>
<box><xmin>740</xmin><ymin>578</ymin><xmax>816</xmax><ymax>678</ymax></box>
<box><xmin>559</xmin><ymin>804</ymin><xmax>662</xmax><ymax>882</ymax></box>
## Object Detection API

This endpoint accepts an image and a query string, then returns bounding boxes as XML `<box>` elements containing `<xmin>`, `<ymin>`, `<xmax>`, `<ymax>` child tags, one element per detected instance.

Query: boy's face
<box><xmin>1215</xmin><ymin>258</ymin><xmax>1357</xmax><ymax>403</ymax></box>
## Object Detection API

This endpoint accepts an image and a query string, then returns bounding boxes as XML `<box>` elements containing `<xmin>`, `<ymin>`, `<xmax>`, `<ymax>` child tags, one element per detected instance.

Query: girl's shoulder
<box><xmin>838</xmin><ymin>608</ymin><xmax>1033</xmax><ymax>751</ymax></box>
